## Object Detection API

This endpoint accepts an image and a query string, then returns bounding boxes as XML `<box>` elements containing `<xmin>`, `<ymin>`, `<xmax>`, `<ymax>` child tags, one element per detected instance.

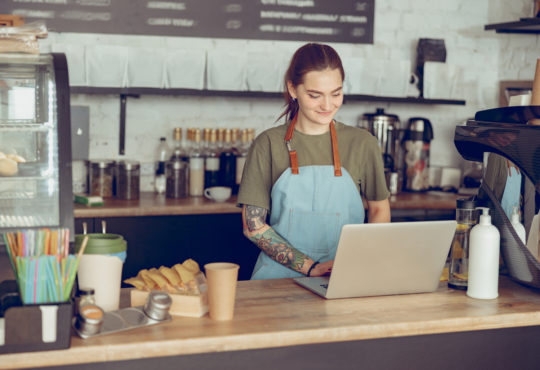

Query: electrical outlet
<box><xmin>140</xmin><ymin>162</ymin><xmax>155</xmax><ymax>176</ymax></box>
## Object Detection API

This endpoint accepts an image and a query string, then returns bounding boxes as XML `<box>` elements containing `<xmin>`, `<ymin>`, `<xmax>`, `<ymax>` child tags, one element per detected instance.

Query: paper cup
<box><xmin>204</xmin><ymin>262</ymin><xmax>239</xmax><ymax>321</ymax></box>
<box><xmin>77</xmin><ymin>254</ymin><xmax>123</xmax><ymax>311</ymax></box>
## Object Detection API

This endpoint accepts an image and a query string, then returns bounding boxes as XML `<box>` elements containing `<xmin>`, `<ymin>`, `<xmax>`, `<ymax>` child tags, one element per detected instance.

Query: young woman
<box><xmin>238</xmin><ymin>43</ymin><xmax>391</xmax><ymax>280</ymax></box>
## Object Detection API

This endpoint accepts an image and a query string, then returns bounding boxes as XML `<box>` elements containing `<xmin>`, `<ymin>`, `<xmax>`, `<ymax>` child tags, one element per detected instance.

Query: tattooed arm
<box><xmin>242</xmin><ymin>204</ymin><xmax>333</xmax><ymax>276</ymax></box>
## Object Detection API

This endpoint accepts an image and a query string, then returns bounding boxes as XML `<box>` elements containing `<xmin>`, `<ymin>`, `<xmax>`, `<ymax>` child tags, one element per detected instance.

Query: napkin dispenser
<box><xmin>454</xmin><ymin>105</ymin><xmax>540</xmax><ymax>288</ymax></box>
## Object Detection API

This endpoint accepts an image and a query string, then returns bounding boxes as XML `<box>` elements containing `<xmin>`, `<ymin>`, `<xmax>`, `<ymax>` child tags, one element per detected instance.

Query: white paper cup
<box><xmin>77</xmin><ymin>254</ymin><xmax>123</xmax><ymax>311</ymax></box>
<box><xmin>204</xmin><ymin>262</ymin><xmax>239</xmax><ymax>321</ymax></box>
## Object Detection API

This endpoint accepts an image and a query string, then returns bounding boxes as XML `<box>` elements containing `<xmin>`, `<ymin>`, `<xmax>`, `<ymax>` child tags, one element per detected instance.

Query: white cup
<box><xmin>204</xmin><ymin>186</ymin><xmax>232</xmax><ymax>202</ymax></box>
<box><xmin>77</xmin><ymin>254</ymin><xmax>123</xmax><ymax>311</ymax></box>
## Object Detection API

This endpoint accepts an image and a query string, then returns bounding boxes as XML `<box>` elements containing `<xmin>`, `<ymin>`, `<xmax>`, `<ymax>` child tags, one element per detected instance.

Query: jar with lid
<box><xmin>165</xmin><ymin>159</ymin><xmax>189</xmax><ymax>198</ymax></box>
<box><xmin>448</xmin><ymin>198</ymin><xmax>478</xmax><ymax>290</ymax></box>
<box><xmin>89</xmin><ymin>159</ymin><xmax>115</xmax><ymax>197</ymax></box>
<box><xmin>116</xmin><ymin>160</ymin><xmax>140</xmax><ymax>200</ymax></box>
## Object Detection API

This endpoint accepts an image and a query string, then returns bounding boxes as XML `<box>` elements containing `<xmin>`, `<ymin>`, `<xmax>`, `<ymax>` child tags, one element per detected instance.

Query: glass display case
<box><xmin>0</xmin><ymin>53</ymin><xmax>73</xmax><ymax>237</ymax></box>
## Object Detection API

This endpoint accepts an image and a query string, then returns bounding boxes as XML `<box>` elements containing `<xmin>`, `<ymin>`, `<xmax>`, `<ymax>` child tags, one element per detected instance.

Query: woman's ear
<box><xmin>287</xmin><ymin>81</ymin><xmax>297</xmax><ymax>100</ymax></box>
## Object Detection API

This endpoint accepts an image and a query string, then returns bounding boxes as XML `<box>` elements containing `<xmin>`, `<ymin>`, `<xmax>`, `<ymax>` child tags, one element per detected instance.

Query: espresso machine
<box><xmin>358</xmin><ymin>108</ymin><xmax>403</xmax><ymax>191</ymax></box>
<box><xmin>454</xmin><ymin>105</ymin><xmax>540</xmax><ymax>289</ymax></box>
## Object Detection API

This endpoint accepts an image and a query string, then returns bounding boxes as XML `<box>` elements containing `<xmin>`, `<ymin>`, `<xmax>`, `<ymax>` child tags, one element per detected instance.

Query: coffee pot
<box><xmin>402</xmin><ymin>117</ymin><xmax>433</xmax><ymax>192</ymax></box>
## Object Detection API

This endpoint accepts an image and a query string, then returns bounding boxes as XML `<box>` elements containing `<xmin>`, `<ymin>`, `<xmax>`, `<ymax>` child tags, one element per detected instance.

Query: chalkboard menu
<box><xmin>3</xmin><ymin>0</ymin><xmax>374</xmax><ymax>44</ymax></box>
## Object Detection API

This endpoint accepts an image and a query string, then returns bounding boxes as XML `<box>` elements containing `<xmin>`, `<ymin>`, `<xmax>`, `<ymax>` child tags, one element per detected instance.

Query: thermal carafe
<box><xmin>402</xmin><ymin>117</ymin><xmax>433</xmax><ymax>192</ymax></box>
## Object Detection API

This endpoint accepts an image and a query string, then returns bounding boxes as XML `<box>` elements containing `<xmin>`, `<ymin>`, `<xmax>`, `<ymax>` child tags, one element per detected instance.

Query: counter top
<box><xmin>74</xmin><ymin>191</ymin><xmax>464</xmax><ymax>218</ymax></box>
<box><xmin>2</xmin><ymin>277</ymin><xmax>540</xmax><ymax>369</ymax></box>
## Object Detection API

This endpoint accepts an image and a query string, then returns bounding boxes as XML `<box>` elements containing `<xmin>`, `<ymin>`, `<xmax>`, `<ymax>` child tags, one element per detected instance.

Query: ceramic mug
<box><xmin>204</xmin><ymin>186</ymin><xmax>232</xmax><ymax>202</ymax></box>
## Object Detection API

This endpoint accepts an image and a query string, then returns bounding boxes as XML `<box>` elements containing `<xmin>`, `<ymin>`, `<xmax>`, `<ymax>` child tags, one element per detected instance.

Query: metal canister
<box><xmin>143</xmin><ymin>290</ymin><xmax>172</xmax><ymax>321</ymax></box>
<box><xmin>75</xmin><ymin>303</ymin><xmax>104</xmax><ymax>336</ymax></box>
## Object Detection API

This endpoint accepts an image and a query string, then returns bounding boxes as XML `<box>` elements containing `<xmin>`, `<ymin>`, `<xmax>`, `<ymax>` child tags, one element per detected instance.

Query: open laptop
<box><xmin>293</xmin><ymin>220</ymin><xmax>457</xmax><ymax>299</ymax></box>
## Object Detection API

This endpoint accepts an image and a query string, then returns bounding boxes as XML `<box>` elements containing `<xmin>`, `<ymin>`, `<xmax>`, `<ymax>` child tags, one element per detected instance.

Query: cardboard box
<box><xmin>130</xmin><ymin>289</ymin><xmax>208</xmax><ymax>318</ymax></box>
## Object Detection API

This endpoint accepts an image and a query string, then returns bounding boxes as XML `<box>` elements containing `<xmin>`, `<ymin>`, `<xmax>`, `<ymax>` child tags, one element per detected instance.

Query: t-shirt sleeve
<box><xmin>360</xmin><ymin>135</ymin><xmax>390</xmax><ymax>201</ymax></box>
<box><xmin>237</xmin><ymin>133</ymin><xmax>273</xmax><ymax>210</ymax></box>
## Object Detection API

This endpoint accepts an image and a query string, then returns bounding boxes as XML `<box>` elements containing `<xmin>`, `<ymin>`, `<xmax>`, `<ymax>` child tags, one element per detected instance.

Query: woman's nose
<box><xmin>321</xmin><ymin>96</ymin><xmax>331</xmax><ymax>110</ymax></box>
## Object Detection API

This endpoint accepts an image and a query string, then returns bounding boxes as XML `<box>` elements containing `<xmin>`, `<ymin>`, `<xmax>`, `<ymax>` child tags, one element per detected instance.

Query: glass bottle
<box><xmin>448</xmin><ymin>198</ymin><xmax>478</xmax><ymax>290</ymax></box>
<box><xmin>236</xmin><ymin>129</ymin><xmax>250</xmax><ymax>189</ymax></box>
<box><xmin>204</xmin><ymin>129</ymin><xmax>220</xmax><ymax>188</ymax></box>
<box><xmin>155</xmin><ymin>137</ymin><xmax>169</xmax><ymax>194</ymax></box>
<box><xmin>170</xmin><ymin>128</ymin><xmax>188</xmax><ymax>162</ymax></box>
<box><xmin>189</xmin><ymin>128</ymin><xmax>205</xmax><ymax>196</ymax></box>
<box><xmin>219</xmin><ymin>128</ymin><xmax>237</xmax><ymax>193</ymax></box>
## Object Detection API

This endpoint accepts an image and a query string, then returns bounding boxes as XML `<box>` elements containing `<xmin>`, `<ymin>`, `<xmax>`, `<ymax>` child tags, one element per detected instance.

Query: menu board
<box><xmin>3</xmin><ymin>0</ymin><xmax>374</xmax><ymax>44</ymax></box>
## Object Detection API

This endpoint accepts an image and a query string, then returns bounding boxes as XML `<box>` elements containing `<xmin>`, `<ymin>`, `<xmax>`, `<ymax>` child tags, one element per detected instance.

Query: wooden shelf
<box><xmin>70</xmin><ymin>86</ymin><xmax>466</xmax><ymax>105</ymax></box>
<box><xmin>485</xmin><ymin>17</ymin><xmax>540</xmax><ymax>33</ymax></box>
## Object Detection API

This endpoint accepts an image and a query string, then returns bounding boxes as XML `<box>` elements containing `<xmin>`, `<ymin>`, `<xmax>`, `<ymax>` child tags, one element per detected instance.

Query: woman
<box><xmin>238</xmin><ymin>43</ymin><xmax>391</xmax><ymax>280</ymax></box>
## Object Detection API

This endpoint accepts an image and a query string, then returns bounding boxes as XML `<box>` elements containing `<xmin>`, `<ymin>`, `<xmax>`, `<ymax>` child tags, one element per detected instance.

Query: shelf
<box><xmin>69</xmin><ymin>86</ymin><xmax>466</xmax><ymax>105</ymax></box>
<box><xmin>485</xmin><ymin>17</ymin><xmax>540</xmax><ymax>33</ymax></box>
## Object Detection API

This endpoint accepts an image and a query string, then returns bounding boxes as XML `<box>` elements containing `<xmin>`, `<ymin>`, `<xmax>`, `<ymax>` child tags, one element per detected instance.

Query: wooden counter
<box><xmin>74</xmin><ymin>191</ymin><xmax>464</xmax><ymax>218</ymax></box>
<box><xmin>2</xmin><ymin>277</ymin><xmax>540</xmax><ymax>369</ymax></box>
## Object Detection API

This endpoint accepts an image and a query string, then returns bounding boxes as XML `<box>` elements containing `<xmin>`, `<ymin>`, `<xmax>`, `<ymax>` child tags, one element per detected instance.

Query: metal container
<box><xmin>143</xmin><ymin>290</ymin><xmax>172</xmax><ymax>321</ymax></box>
<box><xmin>402</xmin><ymin>117</ymin><xmax>433</xmax><ymax>192</ymax></box>
<box><xmin>116</xmin><ymin>160</ymin><xmax>140</xmax><ymax>200</ymax></box>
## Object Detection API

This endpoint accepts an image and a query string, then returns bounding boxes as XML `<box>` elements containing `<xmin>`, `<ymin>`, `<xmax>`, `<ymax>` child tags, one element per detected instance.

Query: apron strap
<box><xmin>330</xmin><ymin>121</ymin><xmax>342</xmax><ymax>177</ymax></box>
<box><xmin>284</xmin><ymin>116</ymin><xmax>342</xmax><ymax>176</ymax></box>
<box><xmin>285</xmin><ymin>115</ymin><xmax>299</xmax><ymax>175</ymax></box>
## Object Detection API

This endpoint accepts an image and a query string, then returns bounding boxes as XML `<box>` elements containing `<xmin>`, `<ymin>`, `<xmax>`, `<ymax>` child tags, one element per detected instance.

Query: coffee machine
<box><xmin>454</xmin><ymin>105</ymin><xmax>540</xmax><ymax>289</ymax></box>
<box><xmin>358</xmin><ymin>108</ymin><xmax>402</xmax><ymax>191</ymax></box>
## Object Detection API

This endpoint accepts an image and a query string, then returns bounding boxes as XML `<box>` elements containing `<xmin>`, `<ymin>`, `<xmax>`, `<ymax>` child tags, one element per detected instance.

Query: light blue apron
<box><xmin>251</xmin><ymin>118</ymin><xmax>365</xmax><ymax>280</ymax></box>
<box><xmin>500</xmin><ymin>163</ymin><xmax>521</xmax><ymax>220</ymax></box>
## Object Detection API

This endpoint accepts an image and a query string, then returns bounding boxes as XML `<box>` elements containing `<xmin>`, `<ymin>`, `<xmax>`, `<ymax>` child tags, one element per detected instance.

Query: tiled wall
<box><xmin>37</xmin><ymin>0</ymin><xmax>539</xmax><ymax>192</ymax></box>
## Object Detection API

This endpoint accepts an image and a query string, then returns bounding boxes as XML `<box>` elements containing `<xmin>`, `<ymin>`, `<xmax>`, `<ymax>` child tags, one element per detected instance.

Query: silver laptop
<box><xmin>293</xmin><ymin>220</ymin><xmax>457</xmax><ymax>299</ymax></box>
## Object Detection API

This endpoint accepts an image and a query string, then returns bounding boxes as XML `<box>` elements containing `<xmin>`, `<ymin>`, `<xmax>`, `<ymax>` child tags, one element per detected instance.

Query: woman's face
<box><xmin>288</xmin><ymin>68</ymin><xmax>343</xmax><ymax>131</ymax></box>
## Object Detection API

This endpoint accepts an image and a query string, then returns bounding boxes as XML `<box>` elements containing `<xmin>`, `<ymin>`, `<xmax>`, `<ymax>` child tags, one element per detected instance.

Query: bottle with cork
<box><xmin>189</xmin><ymin>128</ymin><xmax>205</xmax><ymax>196</ymax></box>
<box><xmin>204</xmin><ymin>129</ymin><xmax>221</xmax><ymax>188</ymax></box>
<box><xmin>219</xmin><ymin>128</ymin><xmax>237</xmax><ymax>193</ymax></box>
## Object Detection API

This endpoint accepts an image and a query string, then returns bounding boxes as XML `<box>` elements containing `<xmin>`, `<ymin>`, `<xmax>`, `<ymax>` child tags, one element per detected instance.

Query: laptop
<box><xmin>293</xmin><ymin>220</ymin><xmax>457</xmax><ymax>299</ymax></box>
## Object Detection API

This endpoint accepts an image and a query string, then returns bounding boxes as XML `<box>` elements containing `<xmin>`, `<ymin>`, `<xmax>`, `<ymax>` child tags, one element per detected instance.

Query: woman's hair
<box><xmin>278</xmin><ymin>43</ymin><xmax>345</xmax><ymax>122</ymax></box>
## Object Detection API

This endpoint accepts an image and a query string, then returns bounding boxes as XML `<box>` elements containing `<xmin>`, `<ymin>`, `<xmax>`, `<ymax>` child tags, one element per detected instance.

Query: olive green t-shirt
<box><xmin>238</xmin><ymin>121</ymin><xmax>390</xmax><ymax>210</ymax></box>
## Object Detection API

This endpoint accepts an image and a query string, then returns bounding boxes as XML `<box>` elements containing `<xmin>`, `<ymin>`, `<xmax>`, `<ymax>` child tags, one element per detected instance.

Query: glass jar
<box><xmin>116</xmin><ymin>160</ymin><xmax>140</xmax><ymax>200</ymax></box>
<box><xmin>165</xmin><ymin>159</ymin><xmax>189</xmax><ymax>198</ymax></box>
<box><xmin>89</xmin><ymin>159</ymin><xmax>115</xmax><ymax>197</ymax></box>
<box><xmin>448</xmin><ymin>198</ymin><xmax>478</xmax><ymax>290</ymax></box>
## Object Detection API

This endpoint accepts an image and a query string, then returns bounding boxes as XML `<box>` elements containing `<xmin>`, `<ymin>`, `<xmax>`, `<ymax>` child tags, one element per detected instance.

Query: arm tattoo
<box><xmin>243</xmin><ymin>205</ymin><xmax>310</xmax><ymax>273</ymax></box>
<box><xmin>253</xmin><ymin>228</ymin><xmax>310</xmax><ymax>272</ymax></box>
<box><xmin>244</xmin><ymin>205</ymin><xmax>267</xmax><ymax>232</ymax></box>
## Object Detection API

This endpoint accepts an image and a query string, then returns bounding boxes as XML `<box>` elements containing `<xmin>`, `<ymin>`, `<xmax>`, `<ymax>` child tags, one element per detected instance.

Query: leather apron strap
<box><xmin>285</xmin><ymin>115</ymin><xmax>342</xmax><ymax>176</ymax></box>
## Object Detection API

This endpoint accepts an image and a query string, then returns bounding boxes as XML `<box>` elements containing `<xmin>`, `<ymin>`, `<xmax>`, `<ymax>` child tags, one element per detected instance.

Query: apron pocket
<box><xmin>287</xmin><ymin>209</ymin><xmax>341</xmax><ymax>258</ymax></box>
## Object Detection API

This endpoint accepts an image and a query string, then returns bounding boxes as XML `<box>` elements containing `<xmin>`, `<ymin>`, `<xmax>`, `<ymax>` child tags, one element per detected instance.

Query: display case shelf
<box><xmin>485</xmin><ymin>17</ymin><xmax>540</xmax><ymax>33</ymax></box>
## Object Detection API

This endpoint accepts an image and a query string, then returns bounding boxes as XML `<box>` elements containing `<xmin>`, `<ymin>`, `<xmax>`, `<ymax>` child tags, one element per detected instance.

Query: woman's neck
<box><xmin>295</xmin><ymin>115</ymin><xmax>331</xmax><ymax>135</ymax></box>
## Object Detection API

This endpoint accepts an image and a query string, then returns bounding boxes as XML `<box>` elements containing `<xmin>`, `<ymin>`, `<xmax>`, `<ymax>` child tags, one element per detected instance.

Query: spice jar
<box><xmin>89</xmin><ymin>159</ymin><xmax>115</xmax><ymax>198</ymax></box>
<box><xmin>143</xmin><ymin>290</ymin><xmax>172</xmax><ymax>321</ymax></box>
<box><xmin>74</xmin><ymin>303</ymin><xmax>104</xmax><ymax>336</ymax></box>
<box><xmin>116</xmin><ymin>160</ymin><xmax>140</xmax><ymax>200</ymax></box>
<box><xmin>165</xmin><ymin>159</ymin><xmax>189</xmax><ymax>198</ymax></box>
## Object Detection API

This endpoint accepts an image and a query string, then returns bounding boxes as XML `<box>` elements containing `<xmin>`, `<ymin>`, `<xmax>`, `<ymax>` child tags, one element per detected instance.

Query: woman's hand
<box><xmin>309</xmin><ymin>260</ymin><xmax>334</xmax><ymax>277</ymax></box>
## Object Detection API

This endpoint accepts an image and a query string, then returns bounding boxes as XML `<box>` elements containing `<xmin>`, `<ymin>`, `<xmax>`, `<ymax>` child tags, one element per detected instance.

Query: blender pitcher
<box><xmin>448</xmin><ymin>198</ymin><xmax>478</xmax><ymax>290</ymax></box>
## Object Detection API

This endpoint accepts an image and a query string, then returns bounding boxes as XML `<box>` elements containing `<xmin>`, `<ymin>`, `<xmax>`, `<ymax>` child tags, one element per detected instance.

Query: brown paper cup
<box><xmin>204</xmin><ymin>262</ymin><xmax>239</xmax><ymax>320</ymax></box>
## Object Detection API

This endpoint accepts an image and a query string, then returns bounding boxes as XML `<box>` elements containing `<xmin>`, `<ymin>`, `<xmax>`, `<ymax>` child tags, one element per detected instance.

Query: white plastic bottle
<box><xmin>467</xmin><ymin>207</ymin><xmax>500</xmax><ymax>299</ymax></box>
<box><xmin>510</xmin><ymin>206</ymin><xmax>527</xmax><ymax>244</ymax></box>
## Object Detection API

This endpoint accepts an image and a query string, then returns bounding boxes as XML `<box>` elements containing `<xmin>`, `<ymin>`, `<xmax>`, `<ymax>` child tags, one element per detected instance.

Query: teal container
<box><xmin>75</xmin><ymin>234</ymin><xmax>127</xmax><ymax>263</ymax></box>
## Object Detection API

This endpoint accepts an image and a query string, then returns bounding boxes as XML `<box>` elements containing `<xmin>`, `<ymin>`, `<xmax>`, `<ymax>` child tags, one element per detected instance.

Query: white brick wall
<box><xmin>42</xmin><ymin>0</ymin><xmax>539</xmax><ymax>191</ymax></box>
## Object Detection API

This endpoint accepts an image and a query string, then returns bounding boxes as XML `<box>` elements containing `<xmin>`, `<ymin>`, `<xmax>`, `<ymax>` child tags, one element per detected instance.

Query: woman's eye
<box><xmin>333</xmin><ymin>92</ymin><xmax>342</xmax><ymax>97</ymax></box>
<box><xmin>309</xmin><ymin>94</ymin><xmax>320</xmax><ymax>99</ymax></box>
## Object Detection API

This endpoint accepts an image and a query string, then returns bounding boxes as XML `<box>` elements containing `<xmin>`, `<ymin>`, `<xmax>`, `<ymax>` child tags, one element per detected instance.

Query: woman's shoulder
<box><xmin>254</xmin><ymin>123</ymin><xmax>288</xmax><ymax>143</ymax></box>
